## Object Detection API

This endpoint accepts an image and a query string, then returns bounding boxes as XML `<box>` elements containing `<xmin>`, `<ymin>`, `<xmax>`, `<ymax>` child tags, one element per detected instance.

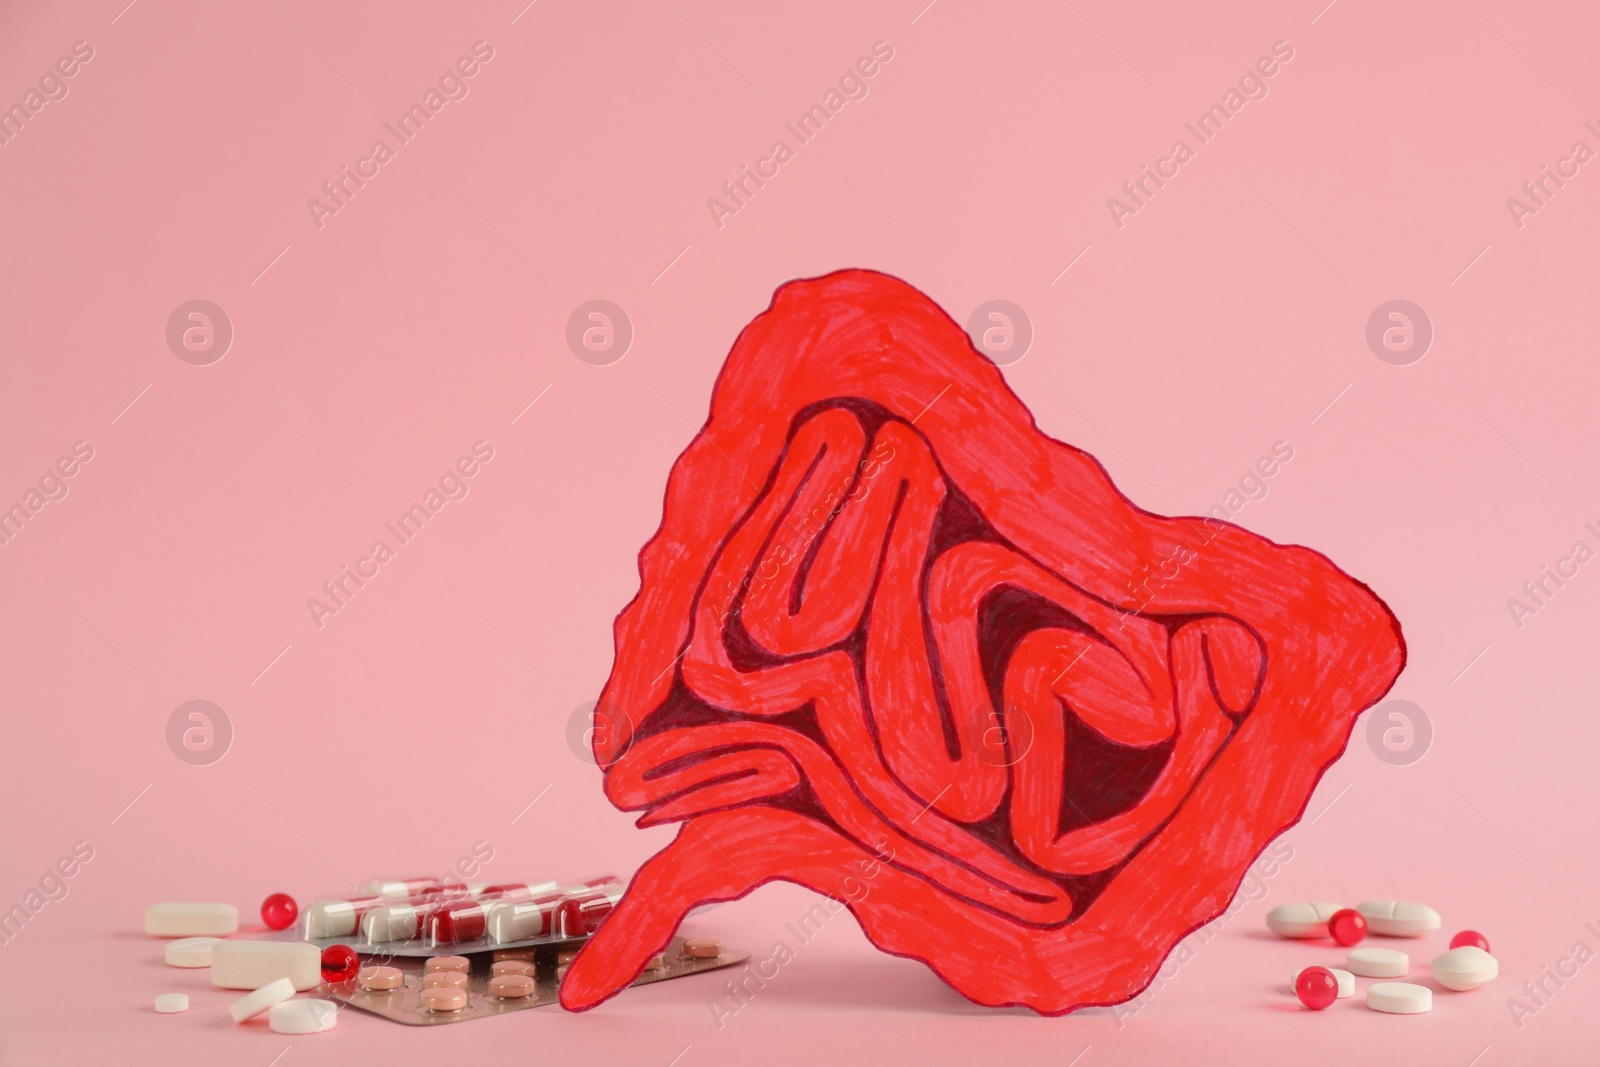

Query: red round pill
<box><xmin>261</xmin><ymin>892</ymin><xmax>299</xmax><ymax>931</ymax></box>
<box><xmin>1450</xmin><ymin>929</ymin><xmax>1490</xmax><ymax>953</ymax></box>
<box><xmin>1295</xmin><ymin>965</ymin><xmax>1339</xmax><ymax>1010</ymax></box>
<box><xmin>321</xmin><ymin>943</ymin><xmax>360</xmax><ymax>983</ymax></box>
<box><xmin>1327</xmin><ymin>908</ymin><xmax>1367</xmax><ymax>946</ymax></box>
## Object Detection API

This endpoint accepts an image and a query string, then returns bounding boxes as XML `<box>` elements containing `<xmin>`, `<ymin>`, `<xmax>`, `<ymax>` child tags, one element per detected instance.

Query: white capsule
<box><xmin>361</xmin><ymin>904</ymin><xmax>420</xmax><ymax>943</ymax></box>
<box><xmin>1431</xmin><ymin>946</ymin><xmax>1498</xmax><ymax>991</ymax></box>
<box><xmin>145</xmin><ymin>902</ymin><xmax>238</xmax><ymax>937</ymax></box>
<box><xmin>1292</xmin><ymin>966</ymin><xmax>1354</xmax><ymax>998</ymax></box>
<box><xmin>269</xmin><ymin>998</ymin><xmax>339</xmax><ymax>1034</ymax></box>
<box><xmin>1356</xmin><ymin>900</ymin><xmax>1441</xmax><ymax>938</ymax></box>
<box><xmin>1366</xmin><ymin>981</ymin><xmax>1432</xmax><ymax>1014</ymax></box>
<box><xmin>1265</xmin><ymin>902</ymin><xmax>1343</xmax><ymax>938</ymax></box>
<box><xmin>153</xmin><ymin>993</ymin><xmax>189</xmax><ymax>1014</ymax></box>
<box><xmin>211</xmin><ymin>940</ymin><xmax>321</xmax><ymax>991</ymax></box>
<box><xmin>1347</xmin><ymin>947</ymin><xmax>1409</xmax><ymax>978</ymax></box>
<box><xmin>164</xmin><ymin>936</ymin><xmax>222</xmax><ymax>968</ymax></box>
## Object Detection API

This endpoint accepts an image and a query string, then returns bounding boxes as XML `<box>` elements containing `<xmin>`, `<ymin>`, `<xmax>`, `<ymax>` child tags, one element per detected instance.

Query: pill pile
<box><xmin>141</xmin><ymin>871</ymin><xmax>741</xmax><ymax>1030</ymax></box>
<box><xmin>1266</xmin><ymin>898</ymin><xmax>1498</xmax><ymax>1015</ymax></box>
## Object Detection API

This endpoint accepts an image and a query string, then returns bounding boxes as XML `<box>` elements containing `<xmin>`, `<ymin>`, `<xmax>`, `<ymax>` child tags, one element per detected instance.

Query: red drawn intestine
<box><xmin>561</xmin><ymin>270</ymin><xmax>1404</xmax><ymax>1015</ymax></box>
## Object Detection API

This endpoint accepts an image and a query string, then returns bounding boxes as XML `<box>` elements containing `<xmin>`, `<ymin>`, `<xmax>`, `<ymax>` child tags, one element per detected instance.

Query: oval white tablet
<box><xmin>269</xmin><ymin>998</ymin><xmax>339</xmax><ymax>1034</ymax></box>
<box><xmin>1431</xmin><ymin>946</ymin><xmax>1498</xmax><ymax>991</ymax></box>
<box><xmin>164</xmin><ymin>936</ymin><xmax>222</xmax><ymax>968</ymax></box>
<box><xmin>1265</xmin><ymin>902</ymin><xmax>1343</xmax><ymax>938</ymax></box>
<box><xmin>1356</xmin><ymin>900</ymin><xmax>1441</xmax><ymax>938</ymax></box>
<box><xmin>154</xmin><ymin>993</ymin><xmax>189</xmax><ymax>1014</ymax></box>
<box><xmin>211</xmin><ymin>940</ymin><xmax>322</xmax><ymax>991</ymax></box>
<box><xmin>1293</xmin><ymin>966</ymin><xmax>1355</xmax><ymax>998</ymax></box>
<box><xmin>1366</xmin><ymin>981</ymin><xmax>1432</xmax><ymax>1014</ymax></box>
<box><xmin>1347</xmin><ymin>947</ymin><xmax>1409</xmax><ymax>978</ymax></box>
<box><xmin>229</xmin><ymin>977</ymin><xmax>296</xmax><ymax>1023</ymax></box>
<box><xmin>145</xmin><ymin>902</ymin><xmax>239</xmax><ymax>937</ymax></box>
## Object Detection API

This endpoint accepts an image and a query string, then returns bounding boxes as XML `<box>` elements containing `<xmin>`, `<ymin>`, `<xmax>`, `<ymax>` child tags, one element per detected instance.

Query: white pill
<box><xmin>211</xmin><ymin>940</ymin><xmax>321</xmax><ymax>991</ymax></box>
<box><xmin>1265</xmin><ymin>902</ymin><xmax>1344</xmax><ymax>938</ymax></box>
<box><xmin>164</xmin><ymin>936</ymin><xmax>222</xmax><ymax>968</ymax></box>
<box><xmin>1292</xmin><ymin>966</ymin><xmax>1355</xmax><ymax>998</ymax></box>
<box><xmin>229</xmin><ymin>977</ymin><xmax>296</xmax><ymax>1023</ymax></box>
<box><xmin>361</xmin><ymin>904</ymin><xmax>420</xmax><ymax>943</ymax></box>
<box><xmin>1366</xmin><ymin>981</ymin><xmax>1432</xmax><ymax>1014</ymax></box>
<box><xmin>1356</xmin><ymin>900</ymin><xmax>1441</xmax><ymax>938</ymax></box>
<box><xmin>1431</xmin><ymin>946</ymin><xmax>1498</xmax><ymax>991</ymax></box>
<box><xmin>145</xmin><ymin>902</ymin><xmax>238</xmax><ymax>937</ymax></box>
<box><xmin>1347</xmin><ymin>947</ymin><xmax>1409</xmax><ymax>977</ymax></box>
<box><xmin>154</xmin><ymin>993</ymin><xmax>189</xmax><ymax>1014</ymax></box>
<box><xmin>487</xmin><ymin>900</ymin><xmax>550</xmax><ymax>943</ymax></box>
<box><xmin>269</xmin><ymin>998</ymin><xmax>339</xmax><ymax>1034</ymax></box>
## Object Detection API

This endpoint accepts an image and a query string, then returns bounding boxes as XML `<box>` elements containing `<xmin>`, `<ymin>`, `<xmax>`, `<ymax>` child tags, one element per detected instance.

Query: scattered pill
<box><xmin>164</xmin><ymin>937</ymin><xmax>222</xmax><ymax>968</ymax></box>
<box><xmin>682</xmin><ymin>937</ymin><xmax>723</xmax><ymax>959</ymax></box>
<box><xmin>1265</xmin><ymin>902</ymin><xmax>1343</xmax><ymax>939</ymax></box>
<box><xmin>320</xmin><ymin>944</ymin><xmax>360</xmax><ymax>984</ymax></box>
<box><xmin>423</xmin><ymin>970</ymin><xmax>469</xmax><ymax>989</ymax></box>
<box><xmin>1431</xmin><ymin>946</ymin><xmax>1498</xmax><ymax>991</ymax></box>
<box><xmin>492</xmin><ymin>959</ymin><xmax>535</xmax><ymax>977</ymax></box>
<box><xmin>269</xmin><ymin>998</ymin><xmax>339</xmax><ymax>1034</ymax></box>
<box><xmin>419</xmin><ymin>986</ymin><xmax>468</xmax><ymax>1012</ymax></box>
<box><xmin>489</xmin><ymin>973</ymin><xmax>536</xmax><ymax>999</ymax></box>
<box><xmin>425</xmin><ymin>955</ymin><xmax>471</xmax><ymax>974</ymax></box>
<box><xmin>212</xmin><ymin>940</ymin><xmax>321</xmax><ymax>991</ymax></box>
<box><xmin>1366</xmin><ymin>981</ymin><xmax>1432</xmax><ymax>1014</ymax></box>
<box><xmin>1450</xmin><ymin>930</ymin><xmax>1491</xmax><ymax>953</ymax></box>
<box><xmin>357</xmin><ymin>965</ymin><xmax>405</xmax><ymax>991</ymax></box>
<box><xmin>260</xmin><ymin>893</ymin><xmax>299</xmax><ymax>931</ymax></box>
<box><xmin>1295</xmin><ymin>966</ymin><xmax>1338</xmax><ymax>1010</ymax></box>
<box><xmin>230</xmin><ymin>977</ymin><xmax>296</xmax><ymax>1023</ymax></box>
<box><xmin>154</xmin><ymin>993</ymin><xmax>189</xmax><ymax>1014</ymax></box>
<box><xmin>1292</xmin><ymin>966</ymin><xmax>1354</xmax><ymax>999</ymax></box>
<box><xmin>145</xmin><ymin>902</ymin><xmax>239</xmax><ymax>938</ymax></box>
<box><xmin>1347</xmin><ymin>948</ymin><xmax>1409</xmax><ymax>978</ymax></box>
<box><xmin>1328</xmin><ymin>908</ymin><xmax>1368</xmax><ymax>947</ymax></box>
<box><xmin>1356</xmin><ymin>900</ymin><xmax>1440</xmax><ymax>938</ymax></box>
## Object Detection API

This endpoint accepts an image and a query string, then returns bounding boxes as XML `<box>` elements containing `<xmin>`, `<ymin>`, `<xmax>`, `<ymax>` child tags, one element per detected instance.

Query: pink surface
<box><xmin>1</xmin><ymin>1</ymin><xmax>1596</xmax><ymax>1064</ymax></box>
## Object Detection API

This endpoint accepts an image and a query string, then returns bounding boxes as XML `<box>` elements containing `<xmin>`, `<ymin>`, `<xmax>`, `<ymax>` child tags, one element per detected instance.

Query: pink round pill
<box><xmin>260</xmin><ymin>893</ymin><xmax>298</xmax><ymax>931</ymax></box>
<box><xmin>1450</xmin><ymin>930</ymin><xmax>1491</xmax><ymax>953</ymax></box>
<box><xmin>419</xmin><ymin>986</ymin><xmax>467</xmax><ymax>1012</ymax></box>
<box><xmin>424</xmin><ymin>955</ymin><xmax>471</xmax><ymax>975</ymax></box>
<box><xmin>489</xmin><ymin>974</ymin><xmax>536</xmax><ymax>999</ymax></box>
<box><xmin>357</xmin><ymin>965</ymin><xmax>404</xmax><ymax>991</ymax></box>
<box><xmin>320</xmin><ymin>944</ymin><xmax>360</xmax><ymax>984</ymax></box>
<box><xmin>491</xmin><ymin>959</ymin><xmax>535</xmax><ymax>977</ymax></box>
<box><xmin>422</xmin><ymin>970</ymin><xmax>468</xmax><ymax>989</ymax></box>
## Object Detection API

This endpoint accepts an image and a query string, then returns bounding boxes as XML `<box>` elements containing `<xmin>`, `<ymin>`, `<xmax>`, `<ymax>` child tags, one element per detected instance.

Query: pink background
<box><xmin>3</xmin><ymin>0</ymin><xmax>1598</xmax><ymax>1063</ymax></box>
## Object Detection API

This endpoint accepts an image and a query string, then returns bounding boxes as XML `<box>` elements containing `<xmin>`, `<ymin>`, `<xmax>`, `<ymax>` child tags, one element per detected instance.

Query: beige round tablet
<box><xmin>493</xmin><ymin>948</ymin><xmax>536</xmax><ymax>962</ymax></box>
<box><xmin>154</xmin><ymin>993</ymin><xmax>189</xmax><ymax>1014</ymax></box>
<box><xmin>557</xmin><ymin>948</ymin><xmax>580</xmax><ymax>966</ymax></box>
<box><xmin>269</xmin><ymin>998</ymin><xmax>339</xmax><ymax>1034</ymax></box>
<box><xmin>229</xmin><ymin>977</ymin><xmax>296</xmax><ymax>1023</ymax></box>
<box><xmin>357</xmin><ymin>965</ymin><xmax>405</xmax><ymax>991</ymax></box>
<box><xmin>419</xmin><ymin>986</ymin><xmax>468</xmax><ymax>1012</ymax></box>
<box><xmin>1347</xmin><ymin>948</ymin><xmax>1409</xmax><ymax>978</ymax></box>
<box><xmin>423</xmin><ymin>970</ymin><xmax>468</xmax><ymax>989</ymax></box>
<box><xmin>681</xmin><ymin>936</ymin><xmax>723</xmax><ymax>959</ymax></box>
<box><xmin>1357</xmin><ymin>900</ymin><xmax>1441</xmax><ymax>938</ymax></box>
<box><xmin>164</xmin><ymin>936</ymin><xmax>222</xmax><ymax>968</ymax></box>
<box><xmin>1265</xmin><ymin>902</ymin><xmax>1343</xmax><ymax>939</ymax></box>
<box><xmin>489</xmin><ymin>974</ymin><xmax>535</xmax><ymax>999</ymax></box>
<box><xmin>1367</xmin><ymin>981</ymin><xmax>1432</xmax><ymax>1014</ymax></box>
<box><xmin>425</xmin><ymin>955</ymin><xmax>471</xmax><ymax>974</ymax></box>
<box><xmin>491</xmin><ymin>959</ymin><xmax>535</xmax><ymax>977</ymax></box>
<box><xmin>1431</xmin><ymin>946</ymin><xmax>1498</xmax><ymax>991</ymax></box>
